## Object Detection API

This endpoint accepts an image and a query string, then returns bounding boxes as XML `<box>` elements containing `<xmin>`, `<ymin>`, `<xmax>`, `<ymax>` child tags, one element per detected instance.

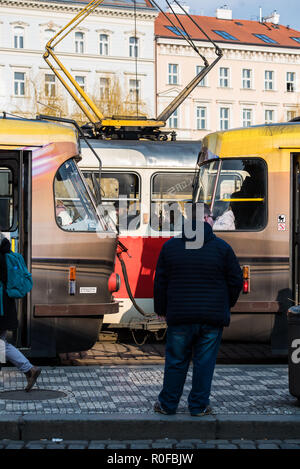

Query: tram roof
<box><xmin>80</xmin><ymin>139</ymin><xmax>201</xmax><ymax>169</ymax></box>
<box><xmin>0</xmin><ymin>117</ymin><xmax>78</xmax><ymax>148</ymax></box>
<box><xmin>202</xmin><ymin>122</ymin><xmax>300</xmax><ymax>158</ymax></box>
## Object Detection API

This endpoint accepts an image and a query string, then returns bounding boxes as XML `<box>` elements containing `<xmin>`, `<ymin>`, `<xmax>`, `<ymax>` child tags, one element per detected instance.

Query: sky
<box><xmin>179</xmin><ymin>0</ymin><xmax>300</xmax><ymax>32</ymax></box>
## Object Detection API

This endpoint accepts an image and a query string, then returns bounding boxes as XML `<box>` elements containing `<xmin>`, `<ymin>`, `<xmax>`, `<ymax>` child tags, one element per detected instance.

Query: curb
<box><xmin>1</xmin><ymin>414</ymin><xmax>300</xmax><ymax>441</ymax></box>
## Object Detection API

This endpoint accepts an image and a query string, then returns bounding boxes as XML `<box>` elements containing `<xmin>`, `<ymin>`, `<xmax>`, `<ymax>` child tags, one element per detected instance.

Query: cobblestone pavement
<box><xmin>1</xmin><ymin>438</ymin><xmax>300</xmax><ymax>449</ymax></box>
<box><xmin>0</xmin><ymin>365</ymin><xmax>299</xmax><ymax>416</ymax></box>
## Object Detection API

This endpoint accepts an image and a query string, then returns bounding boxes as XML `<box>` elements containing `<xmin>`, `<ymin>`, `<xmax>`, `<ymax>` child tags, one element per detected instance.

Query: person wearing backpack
<box><xmin>0</xmin><ymin>233</ymin><xmax>41</xmax><ymax>391</ymax></box>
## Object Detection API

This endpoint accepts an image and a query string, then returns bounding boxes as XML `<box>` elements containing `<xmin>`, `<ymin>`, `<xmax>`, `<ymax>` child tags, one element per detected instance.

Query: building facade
<box><xmin>155</xmin><ymin>7</ymin><xmax>300</xmax><ymax>140</ymax></box>
<box><xmin>0</xmin><ymin>0</ymin><xmax>157</xmax><ymax>120</ymax></box>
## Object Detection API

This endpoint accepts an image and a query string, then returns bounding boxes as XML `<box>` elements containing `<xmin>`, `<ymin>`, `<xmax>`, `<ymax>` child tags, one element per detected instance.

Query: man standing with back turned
<box><xmin>153</xmin><ymin>203</ymin><xmax>243</xmax><ymax>416</ymax></box>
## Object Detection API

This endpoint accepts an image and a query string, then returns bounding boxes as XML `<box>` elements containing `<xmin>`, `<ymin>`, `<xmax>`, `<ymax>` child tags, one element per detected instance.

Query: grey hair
<box><xmin>0</xmin><ymin>232</ymin><xmax>5</xmax><ymax>243</ymax></box>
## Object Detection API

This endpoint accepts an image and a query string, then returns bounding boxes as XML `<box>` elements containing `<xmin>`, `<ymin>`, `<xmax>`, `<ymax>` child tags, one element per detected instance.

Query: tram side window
<box><xmin>0</xmin><ymin>168</ymin><xmax>14</xmax><ymax>231</ymax></box>
<box><xmin>54</xmin><ymin>160</ymin><xmax>101</xmax><ymax>232</ymax></box>
<box><xmin>83</xmin><ymin>171</ymin><xmax>141</xmax><ymax>231</ymax></box>
<box><xmin>151</xmin><ymin>172</ymin><xmax>193</xmax><ymax>231</ymax></box>
<box><xmin>213</xmin><ymin>158</ymin><xmax>267</xmax><ymax>231</ymax></box>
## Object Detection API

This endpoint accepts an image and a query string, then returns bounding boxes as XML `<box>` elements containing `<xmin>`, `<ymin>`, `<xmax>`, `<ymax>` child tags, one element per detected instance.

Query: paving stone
<box><xmin>174</xmin><ymin>444</ymin><xmax>194</xmax><ymax>449</ymax></box>
<box><xmin>279</xmin><ymin>444</ymin><xmax>300</xmax><ymax>449</ymax></box>
<box><xmin>194</xmin><ymin>443</ymin><xmax>216</xmax><ymax>449</ymax></box>
<box><xmin>130</xmin><ymin>444</ymin><xmax>152</xmax><ymax>449</ymax></box>
<box><xmin>257</xmin><ymin>444</ymin><xmax>280</xmax><ymax>449</ymax></box>
<box><xmin>153</xmin><ymin>439</ymin><xmax>178</xmax><ymax>444</ymax></box>
<box><xmin>217</xmin><ymin>444</ymin><xmax>238</xmax><ymax>449</ymax></box>
<box><xmin>67</xmin><ymin>444</ymin><xmax>87</xmax><ymax>449</ymax></box>
<box><xmin>5</xmin><ymin>442</ymin><xmax>25</xmax><ymax>449</ymax></box>
<box><xmin>237</xmin><ymin>444</ymin><xmax>257</xmax><ymax>450</ymax></box>
<box><xmin>107</xmin><ymin>444</ymin><xmax>128</xmax><ymax>449</ymax></box>
<box><xmin>88</xmin><ymin>442</ymin><xmax>106</xmax><ymax>449</ymax></box>
<box><xmin>152</xmin><ymin>443</ymin><xmax>174</xmax><ymax>449</ymax></box>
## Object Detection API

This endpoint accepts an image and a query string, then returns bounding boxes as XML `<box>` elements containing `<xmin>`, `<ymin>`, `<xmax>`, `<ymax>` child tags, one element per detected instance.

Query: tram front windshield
<box><xmin>54</xmin><ymin>159</ymin><xmax>115</xmax><ymax>232</ymax></box>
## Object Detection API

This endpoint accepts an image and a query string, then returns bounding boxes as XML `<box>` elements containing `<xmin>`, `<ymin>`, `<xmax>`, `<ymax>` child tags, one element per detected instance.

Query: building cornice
<box><xmin>0</xmin><ymin>0</ymin><xmax>158</xmax><ymax>20</ymax></box>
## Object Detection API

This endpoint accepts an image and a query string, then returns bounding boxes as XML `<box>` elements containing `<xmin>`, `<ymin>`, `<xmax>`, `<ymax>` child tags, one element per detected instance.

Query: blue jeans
<box><xmin>158</xmin><ymin>323</ymin><xmax>223</xmax><ymax>414</ymax></box>
<box><xmin>0</xmin><ymin>331</ymin><xmax>32</xmax><ymax>373</ymax></box>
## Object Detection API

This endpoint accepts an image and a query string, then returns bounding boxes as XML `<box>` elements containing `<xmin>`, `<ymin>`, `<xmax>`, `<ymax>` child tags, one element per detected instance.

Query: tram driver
<box><xmin>55</xmin><ymin>199</ymin><xmax>73</xmax><ymax>226</ymax></box>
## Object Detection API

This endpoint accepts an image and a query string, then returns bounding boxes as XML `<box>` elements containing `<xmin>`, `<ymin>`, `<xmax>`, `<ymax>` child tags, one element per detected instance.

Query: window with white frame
<box><xmin>196</xmin><ymin>106</ymin><xmax>207</xmax><ymax>130</ymax></box>
<box><xmin>220</xmin><ymin>107</ymin><xmax>229</xmax><ymax>130</ymax></box>
<box><xmin>129</xmin><ymin>79</ymin><xmax>140</xmax><ymax>102</ymax></box>
<box><xmin>219</xmin><ymin>67</ymin><xmax>229</xmax><ymax>87</ymax></box>
<box><xmin>242</xmin><ymin>108</ymin><xmax>252</xmax><ymax>127</ymax></box>
<box><xmin>99</xmin><ymin>34</ymin><xmax>109</xmax><ymax>56</ymax></box>
<box><xmin>44</xmin><ymin>28</ymin><xmax>55</xmax><ymax>47</ymax></box>
<box><xmin>168</xmin><ymin>109</ymin><xmax>178</xmax><ymax>128</ymax></box>
<box><xmin>129</xmin><ymin>36</ymin><xmax>139</xmax><ymax>57</ymax></box>
<box><xmin>45</xmin><ymin>74</ymin><xmax>56</xmax><ymax>97</ymax></box>
<box><xmin>287</xmin><ymin>110</ymin><xmax>297</xmax><ymax>121</ymax></box>
<box><xmin>196</xmin><ymin>65</ymin><xmax>207</xmax><ymax>87</ymax></box>
<box><xmin>242</xmin><ymin>69</ymin><xmax>252</xmax><ymax>89</ymax></box>
<box><xmin>14</xmin><ymin>27</ymin><xmax>24</xmax><ymax>49</ymax></box>
<box><xmin>168</xmin><ymin>64</ymin><xmax>179</xmax><ymax>85</ymax></box>
<box><xmin>265</xmin><ymin>109</ymin><xmax>274</xmax><ymax>124</ymax></box>
<box><xmin>14</xmin><ymin>71</ymin><xmax>25</xmax><ymax>96</ymax></box>
<box><xmin>265</xmin><ymin>70</ymin><xmax>274</xmax><ymax>90</ymax></box>
<box><xmin>286</xmin><ymin>72</ymin><xmax>296</xmax><ymax>92</ymax></box>
<box><xmin>75</xmin><ymin>32</ymin><xmax>85</xmax><ymax>54</ymax></box>
<box><xmin>75</xmin><ymin>75</ymin><xmax>85</xmax><ymax>93</ymax></box>
<box><xmin>100</xmin><ymin>77</ymin><xmax>110</xmax><ymax>99</ymax></box>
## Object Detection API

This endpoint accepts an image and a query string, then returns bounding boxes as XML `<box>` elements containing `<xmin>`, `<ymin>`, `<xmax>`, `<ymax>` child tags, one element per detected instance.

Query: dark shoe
<box><xmin>190</xmin><ymin>406</ymin><xmax>213</xmax><ymax>417</ymax></box>
<box><xmin>25</xmin><ymin>366</ymin><xmax>41</xmax><ymax>392</ymax></box>
<box><xmin>154</xmin><ymin>401</ymin><xmax>175</xmax><ymax>415</ymax></box>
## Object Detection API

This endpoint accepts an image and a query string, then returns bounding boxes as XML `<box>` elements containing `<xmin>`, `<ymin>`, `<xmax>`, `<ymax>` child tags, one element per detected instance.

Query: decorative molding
<box><xmin>0</xmin><ymin>0</ymin><xmax>158</xmax><ymax>21</ymax></box>
<box><xmin>96</xmin><ymin>29</ymin><xmax>114</xmax><ymax>35</ymax></box>
<box><xmin>9</xmin><ymin>20</ymin><xmax>30</xmax><ymax>27</ymax></box>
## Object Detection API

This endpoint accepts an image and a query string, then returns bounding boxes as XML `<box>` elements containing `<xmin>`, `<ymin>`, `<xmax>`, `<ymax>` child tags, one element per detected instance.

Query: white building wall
<box><xmin>156</xmin><ymin>37</ymin><xmax>300</xmax><ymax>140</ymax></box>
<box><xmin>0</xmin><ymin>0</ymin><xmax>157</xmax><ymax>120</ymax></box>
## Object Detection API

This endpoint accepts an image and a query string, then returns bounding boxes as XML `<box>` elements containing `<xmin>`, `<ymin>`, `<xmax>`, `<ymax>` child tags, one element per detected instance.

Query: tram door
<box><xmin>0</xmin><ymin>150</ymin><xmax>31</xmax><ymax>349</ymax></box>
<box><xmin>291</xmin><ymin>153</ymin><xmax>300</xmax><ymax>305</ymax></box>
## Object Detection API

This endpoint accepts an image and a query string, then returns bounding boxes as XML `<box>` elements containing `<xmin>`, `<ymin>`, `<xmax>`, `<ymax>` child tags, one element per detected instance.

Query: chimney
<box><xmin>216</xmin><ymin>5</ymin><xmax>232</xmax><ymax>20</ymax></box>
<box><xmin>265</xmin><ymin>10</ymin><xmax>280</xmax><ymax>24</ymax></box>
<box><xmin>167</xmin><ymin>2</ymin><xmax>190</xmax><ymax>14</ymax></box>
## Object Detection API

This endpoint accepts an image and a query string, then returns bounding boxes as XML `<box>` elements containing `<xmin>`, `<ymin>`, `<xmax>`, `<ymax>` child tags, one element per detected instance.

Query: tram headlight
<box><xmin>108</xmin><ymin>273</ymin><xmax>121</xmax><ymax>293</ymax></box>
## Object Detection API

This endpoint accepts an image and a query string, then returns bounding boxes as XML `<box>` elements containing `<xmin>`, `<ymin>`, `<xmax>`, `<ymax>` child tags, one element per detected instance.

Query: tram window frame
<box><xmin>0</xmin><ymin>164</ymin><xmax>17</xmax><ymax>232</ymax></box>
<box><xmin>150</xmin><ymin>171</ymin><xmax>194</xmax><ymax>232</ymax></box>
<box><xmin>53</xmin><ymin>159</ymin><xmax>109</xmax><ymax>233</ymax></box>
<box><xmin>197</xmin><ymin>157</ymin><xmax>268</xmax><ymax>232</ymax></box>
<box><xmin>82</xmin><ymin>170</ymin><xmax>141</xmax><ymax>232</ymax></box>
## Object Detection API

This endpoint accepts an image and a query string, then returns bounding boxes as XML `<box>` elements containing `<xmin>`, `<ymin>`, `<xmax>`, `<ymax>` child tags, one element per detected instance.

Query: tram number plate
<box><xmin>80</xmin><ymin>287</ymin><xmax>97</xmax><ymax>294</ymax></box>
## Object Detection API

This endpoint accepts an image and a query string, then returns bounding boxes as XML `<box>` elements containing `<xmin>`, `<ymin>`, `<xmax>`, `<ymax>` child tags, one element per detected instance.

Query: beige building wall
<box><xmin>156</xmin><ymin>37</ymin><xmax>300</xmax><ymax>140</ymax></box>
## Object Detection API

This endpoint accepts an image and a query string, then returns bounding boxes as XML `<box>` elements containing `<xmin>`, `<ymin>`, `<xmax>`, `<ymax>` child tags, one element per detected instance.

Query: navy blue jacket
<box><xmin>153</xmin><ymin>222</ymin><xmax>243</xmax><ymax>328</ymax></box>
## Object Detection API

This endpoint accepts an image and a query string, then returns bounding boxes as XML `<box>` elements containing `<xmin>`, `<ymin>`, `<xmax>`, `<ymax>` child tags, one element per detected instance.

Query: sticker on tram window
<box><xmin>79</xmin><ymin>287</ymin><xmax>97</xmax><ymax>294</ymax></box>
<box><xmin>278</xmin><ymin>223</ymin><xmax>286</xmax><ymax>231</ymax></box>
<box><xmin>277</xmin><ymin>215</ymin><xmax>286</xmax><ymax>223</ymax></box>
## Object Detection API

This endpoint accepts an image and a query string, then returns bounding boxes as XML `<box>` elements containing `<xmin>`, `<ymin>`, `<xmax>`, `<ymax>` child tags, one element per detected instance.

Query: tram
<box><xmin>192</xmin><ymin>121</ymin><xmax>300</xmax><ymax>352</ymax></box>
<box><xmin>0</xmin><ymin>116</ymin><xmax>118</xmax><ymax>357</ymax></box>
<box><xmin>79</xmin><ymin>138</ymin><xmax>200</xmax><ymax>329</ymax></box>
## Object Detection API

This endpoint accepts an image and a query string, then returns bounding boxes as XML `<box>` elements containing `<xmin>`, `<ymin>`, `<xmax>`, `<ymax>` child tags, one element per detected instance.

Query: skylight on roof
<box><xmin>290</xmin><ymin>37</ymin><xmax>300</xmax><ymax>44</ymax></box>
<box><xmin>213</xmin><ymin>30</ymin><xmax>238</xmax><ymax>41</ymax></box>
<box><xmin>253</xmin><ymin>34</ymin><xmax>278</xmax><ymax>44</ymax></box>
<box><xmin>164</xmin><ymin>25</ymin><xmax>186</xmax><ymax>36</ymax></box>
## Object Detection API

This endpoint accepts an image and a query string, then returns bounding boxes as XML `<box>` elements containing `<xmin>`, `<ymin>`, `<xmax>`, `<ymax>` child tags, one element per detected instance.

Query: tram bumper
<box><xmin>31</xmin><ymin>302</ymin><xmax>119</xmax><ymax>356</ymax></box>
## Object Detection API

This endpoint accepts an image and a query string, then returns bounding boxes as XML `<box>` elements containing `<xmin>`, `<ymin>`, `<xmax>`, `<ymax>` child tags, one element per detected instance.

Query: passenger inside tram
<box><xmin>212</xmin><ymin>159</ymin><xmax>266</xmax><ymax>231</ymax></box>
